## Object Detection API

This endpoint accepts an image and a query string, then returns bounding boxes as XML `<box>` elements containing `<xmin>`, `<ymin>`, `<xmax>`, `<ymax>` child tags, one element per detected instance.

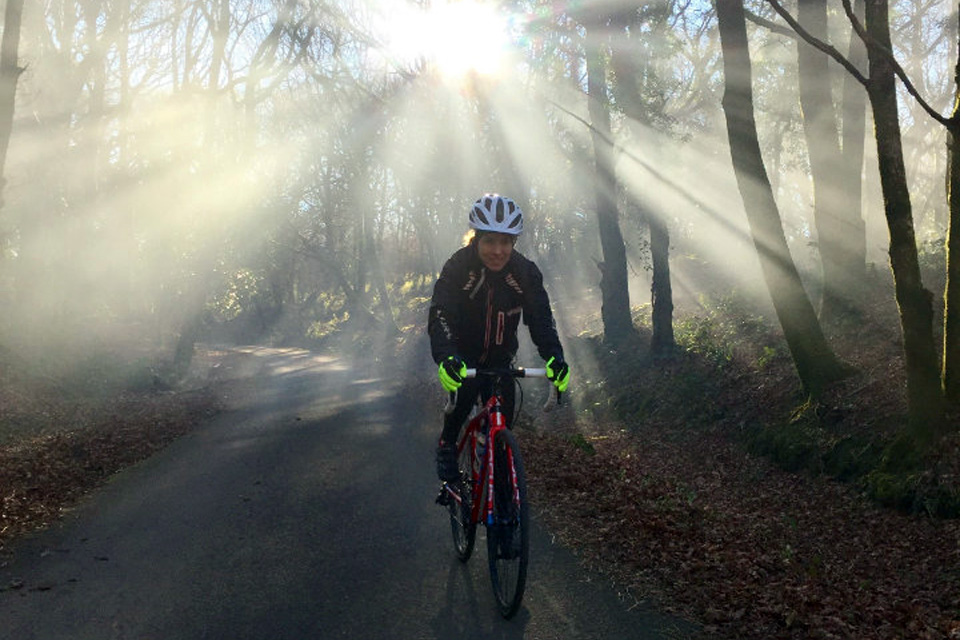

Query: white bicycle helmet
<box><xmin>468</xmin><ymin>194</ymin><xmax>523</xmax><ymax>235</ymax></box>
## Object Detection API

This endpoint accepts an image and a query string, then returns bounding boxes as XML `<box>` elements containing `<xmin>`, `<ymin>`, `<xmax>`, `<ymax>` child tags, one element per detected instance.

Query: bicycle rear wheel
<box><xmin>486</xmin><ymin>428</ymin><xmax>529</xmax><ymax>619</ymax></box>
<box><xmin>449</xmin><ymin>438</ymin><xmax>477</xmax><ymax>561</ymax></box>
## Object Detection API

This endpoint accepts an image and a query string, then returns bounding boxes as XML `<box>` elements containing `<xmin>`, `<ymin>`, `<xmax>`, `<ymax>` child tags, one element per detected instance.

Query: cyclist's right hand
<box><xmin>545</xmin><ymin>356</ymin><xmax>570</xmax><ymax>393</ymax></box>
<box><xmin>438</xmin><ymin>355</ymin><xmax>467</xmax><ymax>392</ymax></box>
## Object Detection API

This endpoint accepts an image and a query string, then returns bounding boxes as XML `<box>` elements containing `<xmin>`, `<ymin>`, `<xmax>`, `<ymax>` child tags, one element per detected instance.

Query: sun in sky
<box><xmin>378</xmin><ymin>1</ymin><xmax>515</xmax><ymax>79</ymax></box>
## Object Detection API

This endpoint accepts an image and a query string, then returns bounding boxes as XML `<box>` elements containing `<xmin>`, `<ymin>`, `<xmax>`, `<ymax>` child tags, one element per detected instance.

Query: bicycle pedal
<box><xmin>435</xmin><ymin>487</ymin><xmax>451</xmax><ymax>506</ymax></box>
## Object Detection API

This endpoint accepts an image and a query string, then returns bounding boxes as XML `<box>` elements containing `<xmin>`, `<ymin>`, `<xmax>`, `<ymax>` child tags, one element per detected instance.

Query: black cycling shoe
<box><xmin>435</xmin><ymin>443</ymin><xmax>459</xmax><ymax>483</ymax></box>
<box><xmin>435</xmin><ymin>485</ymin><xmax>451</xmax><ymax>506</ymax></box>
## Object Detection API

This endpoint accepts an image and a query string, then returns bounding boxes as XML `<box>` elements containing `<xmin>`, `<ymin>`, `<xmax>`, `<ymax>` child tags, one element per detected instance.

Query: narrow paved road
<box><xmin>0</xmin><ymin>348</ymin><xmax>695</xmax><ymax>640</ymax></box>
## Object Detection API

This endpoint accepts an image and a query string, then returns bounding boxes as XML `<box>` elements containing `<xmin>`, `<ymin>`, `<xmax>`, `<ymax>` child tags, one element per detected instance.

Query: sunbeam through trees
<box><xmin>4</xmin><ymin>1</ymin><xmax>960</xmax><ymax>637</ymax></box>
<box><xmin>1</xmin><ymin>0</ymin><xmax>959</xmax><ymax>450</ymax></box>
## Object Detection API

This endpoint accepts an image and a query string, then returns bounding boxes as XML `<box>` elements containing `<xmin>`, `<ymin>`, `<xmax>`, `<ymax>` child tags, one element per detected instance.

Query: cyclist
<box><xmin>428</xmin><ymin>193</ymin><xmax>570</xmax><ymax>484</ymax></box>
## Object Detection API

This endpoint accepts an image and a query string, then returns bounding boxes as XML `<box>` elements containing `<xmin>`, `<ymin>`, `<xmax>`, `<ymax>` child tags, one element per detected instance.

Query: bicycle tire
<box><xmin>486</xmin><ymin>428</ymin><xmax>529</xmax><ymax>619</ymax></box>
<box><xmin>449</xmin><ymin>436</ymin><xmax>477</xmax><ymax>561</ymax></box>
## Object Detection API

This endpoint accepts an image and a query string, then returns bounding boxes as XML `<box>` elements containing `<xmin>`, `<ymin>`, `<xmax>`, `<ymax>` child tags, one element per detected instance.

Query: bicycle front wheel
<box><xmin>486</xmin><ymin>428</ymin><xmax>529</xmax><ymax>619</ymax></box>
<box><xmin>449</xmin><ymin>438</ymin><xmax>477</xmax><ymax>561</ymax></box>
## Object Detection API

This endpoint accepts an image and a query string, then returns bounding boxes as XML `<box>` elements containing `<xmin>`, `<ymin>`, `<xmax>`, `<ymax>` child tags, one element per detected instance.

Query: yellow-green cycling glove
<box><xmin>545</xmin><ymin>356</ymin><xmax>570</xmax><ymax>393</ymax></box>
<box><xmin>438</xmin><ymin>355</ymin><xmax>467</xmax><ymax>392</ymax></box>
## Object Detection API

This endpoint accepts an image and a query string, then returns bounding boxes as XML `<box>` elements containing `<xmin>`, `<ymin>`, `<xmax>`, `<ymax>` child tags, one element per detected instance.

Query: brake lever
<box><xmin>444</xmin><ymin>391</ymin><xmax>457</xmax><ymax>415</ymax></box>
<box><xmin>542</xmin><ymin>382</ymin><xmax>563</xmax><ymax>412</ymax></box>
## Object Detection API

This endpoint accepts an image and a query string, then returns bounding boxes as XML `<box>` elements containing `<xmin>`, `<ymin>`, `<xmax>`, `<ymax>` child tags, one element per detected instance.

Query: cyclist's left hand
<box><xmin>545</xmin><ymin>356</ymin><xmax>570</xmax><ymax>393</ymax></box>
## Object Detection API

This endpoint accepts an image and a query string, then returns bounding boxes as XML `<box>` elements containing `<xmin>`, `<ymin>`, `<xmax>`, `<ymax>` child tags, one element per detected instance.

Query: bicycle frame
<box><xmin>444</xmin><ymin>367</ymin><xmax>552</xmax><ymax>526</ymax></box>
<box><xmin>457</xmin><ymin>392</ymin><xmax>509</xmax><ymax>528</ymax></box>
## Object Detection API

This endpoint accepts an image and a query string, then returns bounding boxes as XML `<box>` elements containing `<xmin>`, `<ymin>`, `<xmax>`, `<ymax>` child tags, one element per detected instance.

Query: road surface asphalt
<box><xmin>0</xmin><ymin>347</ymin><xmax>697</xmax><ymax>640</ymax></box>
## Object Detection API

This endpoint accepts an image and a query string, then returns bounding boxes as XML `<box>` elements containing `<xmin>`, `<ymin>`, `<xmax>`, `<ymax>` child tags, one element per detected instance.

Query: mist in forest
<box><xmin>0</xmin><ymin>0</ymin><xmax>953</xmax><ymax>383</ymax></box>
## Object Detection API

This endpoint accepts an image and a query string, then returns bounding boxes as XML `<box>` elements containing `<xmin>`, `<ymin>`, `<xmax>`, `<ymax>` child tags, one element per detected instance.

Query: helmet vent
<box><xmin>473</xmin><ymin>205</ymin><xmax>489</xmax><ymax>225</ymax></box>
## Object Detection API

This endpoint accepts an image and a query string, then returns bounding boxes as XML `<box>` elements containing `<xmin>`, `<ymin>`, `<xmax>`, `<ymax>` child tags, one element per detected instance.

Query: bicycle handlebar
<box><xmin>463</xmin><ymin>367</ymin><xmax>548</xmax><ymax>378</ymax></box>
<box><xmin>443</xmin><ymin>367</ymin><xmax>562</xmax><ymax>414</ymax></box>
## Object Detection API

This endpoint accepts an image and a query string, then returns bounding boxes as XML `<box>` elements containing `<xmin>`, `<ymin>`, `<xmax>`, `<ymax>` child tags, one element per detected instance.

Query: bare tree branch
<box><xmin>764</xmin><ymin>0</ymin><xmax>951</xmax><ymax>126</ymax></box>
<box><xmin>763</xmin><ymin>0</ymin><xmax>868</xmax><ymax>86</ymax></box>
<box><xmin>743</xmin><ymin>8</ymin><xmax>795</xmax><ymax>39</ymax></box>
<box><xmin>836</xmin><ymin>0</ymin><xmax>950</xmax><ymax>125</ymax></box>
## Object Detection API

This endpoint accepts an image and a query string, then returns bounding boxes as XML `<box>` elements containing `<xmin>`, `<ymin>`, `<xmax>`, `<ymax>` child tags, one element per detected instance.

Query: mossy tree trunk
<box><xmin>941</xmin><ymin>35</ymin><xmax>960</xmax><ymax>406</ymax></box>
<box><xmin>862</xmin><ymin>0</ymin><xmax>946</xmax><ymax>438</ymax></box>
<box><xmin>945</xmin><ymin>116</ymin><xmax>960</xmax><ymax>404</ymax></box>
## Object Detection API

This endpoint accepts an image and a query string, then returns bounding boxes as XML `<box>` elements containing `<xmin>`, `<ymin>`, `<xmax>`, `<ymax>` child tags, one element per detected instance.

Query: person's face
<box><xmin>477</xmin><ymin>233</ymin><xmax>515</xmax><ymax>272</ymax></box>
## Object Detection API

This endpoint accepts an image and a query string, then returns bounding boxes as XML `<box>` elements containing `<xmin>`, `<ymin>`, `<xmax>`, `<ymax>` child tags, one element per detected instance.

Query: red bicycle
<box><xmin>440</xmin><ymin>366</ymin><xmax>559</xmax><ymax>619</ymax></box>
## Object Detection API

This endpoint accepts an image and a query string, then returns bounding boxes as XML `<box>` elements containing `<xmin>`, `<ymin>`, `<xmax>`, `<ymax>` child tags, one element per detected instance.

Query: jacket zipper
<box><xmin>480</xmin><ymin>285</ymin><xmax>493</xmax><ymax>364</ymax></box>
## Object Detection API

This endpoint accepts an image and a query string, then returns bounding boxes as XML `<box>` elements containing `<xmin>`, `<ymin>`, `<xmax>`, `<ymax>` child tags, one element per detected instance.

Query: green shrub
<box><xmin>567</xmin><ymin>433</ymin><xmax>596</xmax><ymax>456</ymax></box>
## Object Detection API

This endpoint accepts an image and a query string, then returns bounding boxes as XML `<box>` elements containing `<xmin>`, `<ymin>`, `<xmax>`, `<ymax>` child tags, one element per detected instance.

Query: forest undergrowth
<box><xmin>515</xmin><ymin>284</ymin><xmax>960</xmax><ymax>639</ymax></box>
<box><xmin>2</xmin><ymin>281</ymin><xmax>960</xmax><ymax>638</ymax></box>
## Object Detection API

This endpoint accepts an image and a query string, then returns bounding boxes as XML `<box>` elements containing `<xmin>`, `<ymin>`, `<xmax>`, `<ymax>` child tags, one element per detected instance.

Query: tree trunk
<box><xmin>716</xmin><ymin>0</ymin><xmax>848</xmax><ymax>398</ymax></box>
<box><xmin>586</xmin><ymin>32</ymin><xmax>633</xmax><ymax>346</ymax></box>
<box><xmin>368</xmin><ymin>228</ymin><xmax>399</xmax><ymax>338</ymax></box>
<box><xmin>0</xmin><ymin>0</ymin><xmax>23</xmax><ymax>212</ymax></box>
<box><xmin>863</xmin><ymin>0</ymin><xmax>945</xmax><ymax>436</ymax></box>
<box><xmin>173</xmin><ymin>308</ymin><xmax>203</xmax><ymax>374</ymax></box>
<box><xmin>797</xmin><ymin>0</ymin><xmax>864</xmax><ymax>321</ymax></box>
<box><xmin>609</xmin><ymin>21</ymin><xmax>676</xmax><ymax>354</ymax></box>
<box><xmin>0</xmin><ymin>0</ymin><xmax>24</xmax><ymax>294</ymax></box>
<box><xmin>839</xmin><ymin>0</ymin><xmax>869</xmax><ymax>289</ymax></box>
<box><xmin>945</xmin><ymin>116</ymin><xmax>960</xmax><ymax>404</ymax></box>
<box><xmin>649</xmin><ymin>213</ymin><xmax>675</xmax><ymax>354</ymax></box>
<box><xmin>941</xmin><ymin>32</ymin><xmax>960</xmax><ymax>405</ymax></box>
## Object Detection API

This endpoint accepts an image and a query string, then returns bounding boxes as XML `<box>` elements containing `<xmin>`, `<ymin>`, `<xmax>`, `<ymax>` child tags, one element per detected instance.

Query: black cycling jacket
<box><xmin>428</xmin><ymin>241</ymin><xmax>564</xmax><ymax>368</ymax></box>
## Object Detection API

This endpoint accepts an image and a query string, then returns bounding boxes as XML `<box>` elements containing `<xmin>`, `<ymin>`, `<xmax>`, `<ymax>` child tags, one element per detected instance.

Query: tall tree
<box><xmin>0</xmin><ymin>0</ymin><xmax>24</xmax><ymax>213</ymax></box>
<box><xmin>766</xmin><ymin>0</ymin><xmax>947</xmax><ymax>436</ymax></box>
<box><xmin>838</xmin><ymin>0</ymin><xmax>868</xmax><ymax>296</ymax></box>
<box><xmin>796</xmin><ymin>0</ymin><xmax>866</xmax><ymax>321</ymax></box>
<box><xmin>649</xmin><ymin>212</ymin><xmax>674</xmax><ymax>353</ymax></box>
<box><xmin>865</xmin><ymin>0</ymin><xmax>944</xmax><ymax>440</ymax></box>
<box><xmin>862</xmin><ymin>0</ymin><xmax>945</xmax><ymax>436</ymax></box>
<box><xmin>585</xmin><ymin>23</ymin><xmax>634</xmax><ymax>346</ymax></box>
<box><xmin>716</xmin><ymin>0</ymin><xmax>848</xmax><ymax>397</ymax></box>
<box><xmin>942</xmin><ymin>32</ymin><xmax>960</xmax><ymax>404</ymax></box>
<box><xmin>609</xmin><ymin>6</ymin><xmax>676</xmax><ymax>354</ymax></box>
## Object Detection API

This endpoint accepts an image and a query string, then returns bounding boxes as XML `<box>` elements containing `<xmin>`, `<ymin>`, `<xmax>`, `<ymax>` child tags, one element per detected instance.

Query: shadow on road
<box><xmin>431</xmin><ymin>552</ymin><xmax>533</xmax><ymax>640</ymax></box>
<box><xmin>1</xmin><ymin>345</ymin><xmax>697</xmax><ymax>640</ymax></box>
